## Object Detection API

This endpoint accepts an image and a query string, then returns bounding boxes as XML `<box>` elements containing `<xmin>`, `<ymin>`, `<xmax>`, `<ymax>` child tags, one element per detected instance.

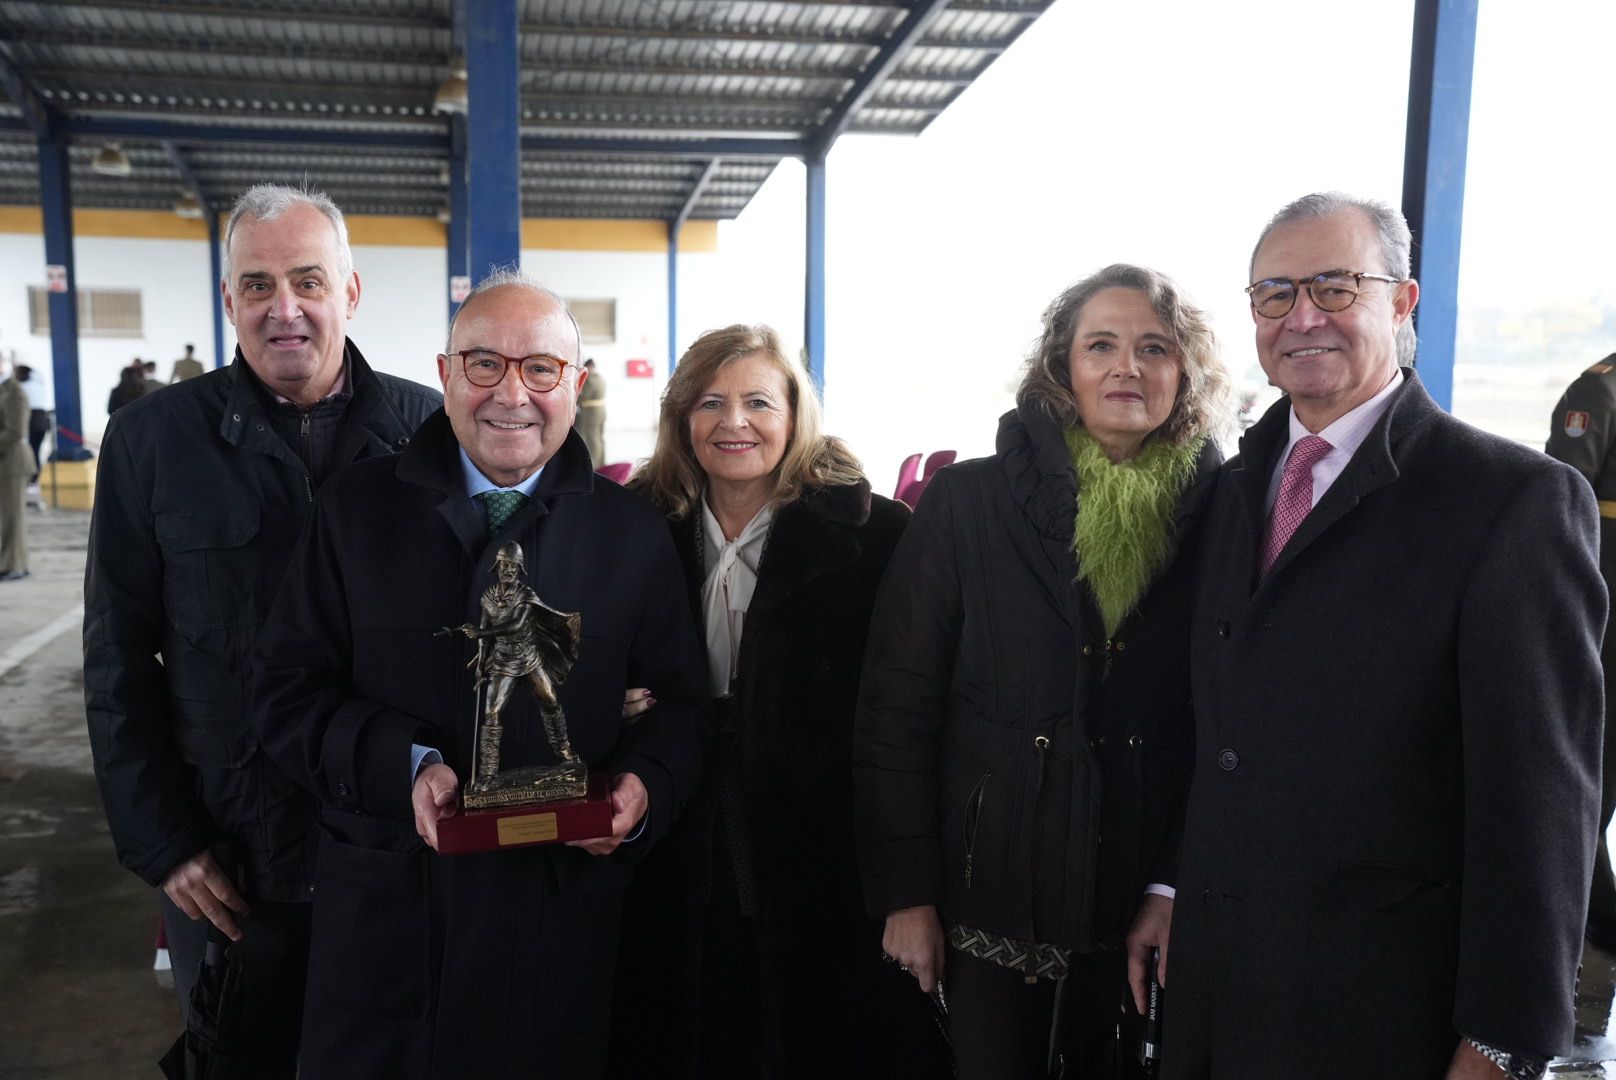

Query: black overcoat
<box><xmin>253</xmin><ymin>410</ymin><xmax>707</xmax><ymax>1079</ymax></box>
<box><xmin>1165</xmin><ymin>372</ymin><xmax>1605</xmax><ymax>1077</ymax></box>
<box><xmin>613</xmin><ymin>481</ymin><xmax>945</xmax><ymax>1077</ymax></box>
<box><xmin>854</xmin><ymin>405</ymin><xmax>1219</xmax><ymax>952</ymax></box>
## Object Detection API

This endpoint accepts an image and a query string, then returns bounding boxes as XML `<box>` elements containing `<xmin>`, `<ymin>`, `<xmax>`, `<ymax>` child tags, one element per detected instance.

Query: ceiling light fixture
<box><xmin>434</xmin><ymin>56</ymin><xmax>469</xmax><ymax>115</ymax></box>
<box><xmin>174</xmin><ymin>193</ymin><xmax>204</xmax><ymax>219</ymax></box>
<box><xmin>91</xmin><ymin>143</ymin><xmax>133</xmax><ymax>177</ymax></box>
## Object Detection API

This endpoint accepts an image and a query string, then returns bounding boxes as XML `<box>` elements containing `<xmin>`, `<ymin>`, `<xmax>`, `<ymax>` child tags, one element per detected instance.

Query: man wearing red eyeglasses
<box><xmin>254</xmin><ymin>270</ymin><xmax>706</xmax><ymax>1079</ymax></box>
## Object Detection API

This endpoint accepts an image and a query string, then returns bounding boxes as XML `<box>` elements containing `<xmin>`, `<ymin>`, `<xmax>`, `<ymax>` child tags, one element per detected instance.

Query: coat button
<box><xmin>1202</xmin><ymin>888</ymin><xmax>1214</xmax><ymax>908</ymax></box>
<box><xmin>1081</xmin><ymin>644</ymin><xmax>1093</xmax><ymax>656</ymax></box>
<box><xmin>1216</xmin><ymin>621</ymin><xmax>1230</xmax><ymax>639</ymax></box>
<box><xmin>1217</xmin><ymin>749</ymin><xmax>1239</xmax><ymax>771</ymax></box>
<box><xmin>1114</xmin><ymin>640</ymin><xmax>1126</xmax><ymax>651</ymax></box>
<box><xmin>336</xmin><ymin>781</ymin><xmax>350</xmax><ymax>797</ymax></box>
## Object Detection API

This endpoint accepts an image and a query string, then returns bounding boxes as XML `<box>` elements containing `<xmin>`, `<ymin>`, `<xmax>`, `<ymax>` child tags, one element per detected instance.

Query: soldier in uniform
<box><xmin>1547</xmin><ymin>351</ymin><xmax>1616</xmax><ymax>952</ymax></box>
<box><xmin>576</xmin><ymin>357</ymin><xmax>606</xmax><ymax>464</ymax></box>
<box><xmin>171</xmin><ymin>343</ymin><xmax>205</xmax><ymax>384</ymax></box>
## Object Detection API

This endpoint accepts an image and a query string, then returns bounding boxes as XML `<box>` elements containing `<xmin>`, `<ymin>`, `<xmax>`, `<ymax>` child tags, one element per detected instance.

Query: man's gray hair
<box><xmin>1251</xmin><ymin>191</ymin><xmax>1418</xmax><ymax>366</ymax></box>
<box><xmin>446</xmin><ymin>266</ymin><xmax>583</xmax><ymax>367</ymax></box>
<box><xmin>222</xmin><ymin>183</ymin><xmax>354</xmax><ymax>285</ymax></box>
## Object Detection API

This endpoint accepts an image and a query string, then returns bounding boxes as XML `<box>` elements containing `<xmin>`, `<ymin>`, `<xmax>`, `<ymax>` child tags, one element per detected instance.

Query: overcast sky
<box><xmin>700</xmin><ymin>0</ymin><xmax>1616</xmax><ymax>479</ymax></box>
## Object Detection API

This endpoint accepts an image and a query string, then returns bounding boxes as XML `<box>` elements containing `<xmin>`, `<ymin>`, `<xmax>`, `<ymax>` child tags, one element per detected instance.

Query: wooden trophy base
<box><xmin>436</xmin><ymin>771</ymin><xmax>613</xmax><ymax>855</ymax></box>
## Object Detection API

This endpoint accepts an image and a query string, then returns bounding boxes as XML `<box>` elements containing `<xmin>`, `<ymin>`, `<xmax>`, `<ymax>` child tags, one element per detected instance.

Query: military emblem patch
<box><xmin>1565</xmin><ymin>411</ymin><xmax>1590</xmax><ymax>437</ymax></box>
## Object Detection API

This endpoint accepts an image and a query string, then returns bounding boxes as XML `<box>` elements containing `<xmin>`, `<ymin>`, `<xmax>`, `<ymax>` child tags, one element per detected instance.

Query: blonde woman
<box><xmin>610</xmin><ymin>325</ymin><xmax>943</xmax><ymax>1078</ymax></box>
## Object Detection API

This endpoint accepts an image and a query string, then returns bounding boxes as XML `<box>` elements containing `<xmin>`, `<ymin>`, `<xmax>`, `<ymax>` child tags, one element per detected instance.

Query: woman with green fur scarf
<box><xmin>855</xmin><ymin>264</ymin><xmax>1232</xmax><ymax>1079</ymax></box>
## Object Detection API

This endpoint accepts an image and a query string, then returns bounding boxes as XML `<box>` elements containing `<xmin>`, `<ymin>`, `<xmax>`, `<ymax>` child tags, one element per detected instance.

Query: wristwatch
<box><xmin>1467</xmin><ymin>1038</ymin><xmax>1546</xmax><ymax>1080</ymax></box>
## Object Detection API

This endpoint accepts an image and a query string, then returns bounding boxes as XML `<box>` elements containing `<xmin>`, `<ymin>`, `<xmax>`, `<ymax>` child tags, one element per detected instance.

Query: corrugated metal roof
<box><xmin>0</xmin><ymin>0</ymin><xmax>1053</xmax><ymax>223</ymax></box>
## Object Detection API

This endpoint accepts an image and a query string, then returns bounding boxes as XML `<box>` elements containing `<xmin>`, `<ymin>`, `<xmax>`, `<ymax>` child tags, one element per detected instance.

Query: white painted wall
<box><xmin>0</xmin><ymin>228</ymin><xmax>716</xmax><ymax>464</ymax></box>
<box><xmin>0</xmin><ymin>233</ymin><xmax>218</xmax><ymax>447</ymax></box>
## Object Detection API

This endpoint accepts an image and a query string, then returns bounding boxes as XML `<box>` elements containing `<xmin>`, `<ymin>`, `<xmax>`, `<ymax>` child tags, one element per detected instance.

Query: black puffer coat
<box><xmin>853</xmin><ymin>404</ymin><xmax>1220</xmax><ymax>951</ymax></box>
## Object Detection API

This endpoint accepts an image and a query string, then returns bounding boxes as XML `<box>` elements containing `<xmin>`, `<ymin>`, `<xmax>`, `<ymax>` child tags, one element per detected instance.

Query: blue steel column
<box><xmin>804</xmin><ymin>152</ymin><xmax>827</xmax><ymax>390</ymax></box>
<box><xmin>667</xmin><ymin>226</ymin><xmax>679</xmax><ymax>372</ymax></box>
<box><xmin>1400</xmin><ymin>0</ymin><xmax>1478</xmax><ymax>412</ymax></box>
<box><xmin>208</xmin><ymin>208</ymin><xmax>225</xmax><ymax>368</ymax></box>
<box><xmin>37</xmin><ymin>133</ymin><xmax>90</xmax><ymax>461</ymax></box>
<box><xmin>448</xmin><ymin>114</ymin><xmax>470</xmax><ymax>322</ymax></box>
<box><xmin>465</xmin><ymin>0</ymin><xmax>522</xmax><ymax>277</ymax></box>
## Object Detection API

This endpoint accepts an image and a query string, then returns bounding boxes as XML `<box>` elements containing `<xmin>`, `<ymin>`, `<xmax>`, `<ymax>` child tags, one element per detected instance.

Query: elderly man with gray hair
<box><xmin>84</xmin><ymin>183</ymin><xmax>440</xmax><ymax>1072</ymax></box>
<box><xmin>251</xmin><ymin>269</ymin><xmax>706</xmax><ymax>1077</ymax></box>
<box><xmin>1162</xmin><ymin>192</ymin><xmax>1604</xmax><ymax>1080</ymax></box>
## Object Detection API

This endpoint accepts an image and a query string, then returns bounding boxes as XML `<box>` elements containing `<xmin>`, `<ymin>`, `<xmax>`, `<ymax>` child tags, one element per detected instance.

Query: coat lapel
<box><xmin>747</xmin><ymin>482</ymin><xmax>870</xmax><ymax>618</ymax></box>
<box><xmin>1257</xmin><ymin>371</ymin><xmax>1423</xmax><ymax>584</ymax></box>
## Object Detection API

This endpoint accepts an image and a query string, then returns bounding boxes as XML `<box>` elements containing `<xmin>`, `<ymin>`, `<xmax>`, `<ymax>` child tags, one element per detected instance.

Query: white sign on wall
<box><xmin>44</xmin><ymin>264</ymin><xmax>67</xmax><ymax>293</ymax></box>
<box><xmin>449</xmin><ymin>275</ymin><xmax>471</xmax><ymax>304</ymax></box>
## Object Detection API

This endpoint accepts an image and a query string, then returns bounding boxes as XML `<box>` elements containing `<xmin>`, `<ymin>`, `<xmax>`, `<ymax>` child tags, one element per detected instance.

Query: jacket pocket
<box><xmin>154</xmin><ymin>504</ymin><xmax>262</xmax><ymax>629</ymax></box>
<box><xmin>1333</xmin><ymin>859</ymin><xmax>1457</xmax><ymax>913</ymax></box>
<box><xmin>306</xmin><ymin>818</ymin><xmax>432</xmax><ymax>1021</ymax></box>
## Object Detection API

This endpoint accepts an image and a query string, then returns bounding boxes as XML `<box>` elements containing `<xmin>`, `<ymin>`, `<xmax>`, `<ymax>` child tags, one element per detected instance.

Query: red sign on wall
<box><xmin>625</xmin><ymin>359</ymin><xmax>654</xmax><ymax>379</ymax></box>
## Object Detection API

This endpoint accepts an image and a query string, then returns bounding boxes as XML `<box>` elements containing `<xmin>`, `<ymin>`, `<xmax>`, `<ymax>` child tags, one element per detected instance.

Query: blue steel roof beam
<box><xmin>0</xmin><ymin>114</ymin><xmax>448</xmax><ymax>151</ymax></box>
<box><xmin>812</xmin><ymin>0</ymin><xmax>954</xmax><ymax>158</ymax></box>
<box><xmin>0</xmin><ymin>26</ymin><xmax>449</xmax><ymax>67</ymax></box>
<box><xmin>944</xmin><ymin>1</ymin><xmax>1047</xmax><ymax>12</ymax></box>
<box><xmin>10</xmin><ymin>0</ymin><xmax>444</xmax><ymax>34</ymax></box>
<box><xmin>523</xmin><ymin>134</ymin><xmax>807</xmax><ymax>158</ymax></box>
<box><xmin>672</xmin><ymin>158</ymin><xmax>722</xmax><ymax>233</ymax></box>
<box><xmin>162</xmin><ymin>140</ymin><xmax>209</xmax><ymax>208</ymax></box>
<box><xmin>0</xmin><ymin>115</ymin><xmax>810</xmax><ymax>160</ymax></box>
<box><xmin>0</xmin><ymin>44</ymin><xmax>55</xmax><ymax>138</ymax></box>
<box><xmin>522</xmin><ymin>59</ymin><xmax>968</xmax><ymax>83</ymax></box>
<box><xmin>519</xmin><ymin>19</ymin><xmax>888</xmax><ymax>48</ymax></box>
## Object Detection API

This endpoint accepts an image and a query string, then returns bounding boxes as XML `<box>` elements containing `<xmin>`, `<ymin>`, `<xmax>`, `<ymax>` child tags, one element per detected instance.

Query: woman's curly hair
<box><xmin>1016</xmin><ymin>263</ymin><xmax>1232</xmax><ymax>446</ymax></box>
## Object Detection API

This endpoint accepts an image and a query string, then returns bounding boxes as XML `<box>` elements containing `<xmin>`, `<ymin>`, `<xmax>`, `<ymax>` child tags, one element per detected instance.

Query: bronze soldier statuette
<box><xmin>439</xmin><ymin>541</ymin><xmax>589</xmax><ymax>808</ymax></box>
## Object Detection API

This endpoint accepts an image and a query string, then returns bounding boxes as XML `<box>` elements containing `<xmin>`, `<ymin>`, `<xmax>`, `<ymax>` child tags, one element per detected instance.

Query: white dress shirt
<box><xmin>1264</xmin><ymin>368</ymin><xmax>1405</xmax><ymax>514</ymax></box>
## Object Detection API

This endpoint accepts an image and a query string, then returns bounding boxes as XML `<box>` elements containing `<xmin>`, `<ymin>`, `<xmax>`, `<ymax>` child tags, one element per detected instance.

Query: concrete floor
<box><xmin>4</xmin><ymin>504</ymin><xmax>1616</xmax><ymax>1077</ymax></box>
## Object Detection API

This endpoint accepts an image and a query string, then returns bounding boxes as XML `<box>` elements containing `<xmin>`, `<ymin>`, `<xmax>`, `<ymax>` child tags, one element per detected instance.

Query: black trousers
<box><xmin>947</xmin><ymin>945</ymin><xmax>1142</xmax><ymax>1080</ymax></box>
<box><xmin>159</xmin><ymin>894</ymin><xmax>311</xmax><ymax>1077</ymax></box>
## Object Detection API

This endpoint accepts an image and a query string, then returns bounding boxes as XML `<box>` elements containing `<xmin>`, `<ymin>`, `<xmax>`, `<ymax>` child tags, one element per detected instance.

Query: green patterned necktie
<box><xmin>477</xmin><ymin>489</ymin><xmax>528</xmax><ymax>534</ymax></box>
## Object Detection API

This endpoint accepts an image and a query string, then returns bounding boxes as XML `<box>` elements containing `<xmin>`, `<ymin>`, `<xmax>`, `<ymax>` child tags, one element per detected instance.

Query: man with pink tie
<box><xmin>1163</xmin><ymin>193</ymin><xmax>1604</xmax><ymax>1080</ymax></box>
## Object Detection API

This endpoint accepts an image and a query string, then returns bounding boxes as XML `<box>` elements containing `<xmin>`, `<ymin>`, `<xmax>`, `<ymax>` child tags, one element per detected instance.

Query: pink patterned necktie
<box><xmin>1259</xmin><ymin>435</ymin><xmax>1332</xmax><ymax>576</ymax></box>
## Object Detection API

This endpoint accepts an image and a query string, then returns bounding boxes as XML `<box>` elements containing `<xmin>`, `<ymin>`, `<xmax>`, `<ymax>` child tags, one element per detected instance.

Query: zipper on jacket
<box><xmin>963</xmin><ymin>772</ymin><xmax>990</xmax><ymax>889</ymax></box>
<box><xmin>300</xmin><ymin>412</ymin><xmax>315</xmax><ymax>503</ymax></box>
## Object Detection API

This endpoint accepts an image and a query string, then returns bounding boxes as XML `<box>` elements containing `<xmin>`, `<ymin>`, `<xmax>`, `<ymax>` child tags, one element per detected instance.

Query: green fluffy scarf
<box><xmin>1064</xmin><ymin>428</ymin><xmax>1203</xmax><ymax>636</ymax></box>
